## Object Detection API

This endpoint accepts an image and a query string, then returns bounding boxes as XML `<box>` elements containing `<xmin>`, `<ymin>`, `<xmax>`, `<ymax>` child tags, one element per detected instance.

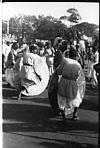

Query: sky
<box><xmin>1</xmin><ymin>2</ymin><xmax>99</xmax><ymax>25</ymax></box>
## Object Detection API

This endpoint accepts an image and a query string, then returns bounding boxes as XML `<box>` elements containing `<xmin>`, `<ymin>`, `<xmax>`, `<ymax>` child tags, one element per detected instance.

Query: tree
<box><xmin>68</xmin><ymin>13</ymin><xmax>81</xmax><ymax>23</ymax></box>
<box><xmin>8</xmin><ymin>14</ymin><xmax>38</xmax><ymax>40</ymax></box>
<box><xmin>67</xmin><ymin>8</ymin><xmax>82</xmax><ymax>26</ymax></box>
<box><xmin>33</xmin><ymin>16</ymin><xmax>67</xmax><ymax>40</ymax></box>
<box><xmin>2</xmin><ymin>12</ymin><xmax>98</xmax><ymax>44</ymax></box>
<box><xmin>73</xmin><ymin>22</ymin><xmax>99</xmax><ymax>37</ymax></box>
<box><xmin>59</xmin><ymin>8</ymin><xmax>82</xmax><ymax>33</ymax></box>
<box><xmin>59</xmin><ymin>8</ymin><xmax>82</xmax><ymax>41</ymax></box>
<box><xmin>59</xmin><ymin>16</ymin><xmax>68</xmax><ymax>22</ymax></box>
<box><xmin>67</xmin><ymin>8</ymin><xmax>79</xmax><ymax>14</ymax></box>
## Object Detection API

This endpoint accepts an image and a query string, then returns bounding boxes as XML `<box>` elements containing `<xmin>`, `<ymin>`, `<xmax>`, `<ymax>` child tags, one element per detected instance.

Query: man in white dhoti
<box><xmin>56</xmin><ymin>50</ymin><xmax>86</xmax><ymax>121</ymax></box>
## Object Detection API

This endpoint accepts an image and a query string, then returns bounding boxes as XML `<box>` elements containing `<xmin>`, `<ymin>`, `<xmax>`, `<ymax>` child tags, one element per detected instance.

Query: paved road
<box><xmin>2</xmin><ymin>74</ymin><xmax>99</xmax><ymax>148</ymax></box>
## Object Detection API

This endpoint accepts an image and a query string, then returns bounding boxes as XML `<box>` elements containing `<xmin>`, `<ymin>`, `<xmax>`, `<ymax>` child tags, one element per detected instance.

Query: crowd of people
<box><xmin>2</xmin><ymin>33</ymin><xmax>99</xmax><ymax>121</ymax></box>
<box><xmin>2</xmin><ymin>38</ymin><xmax>55</xmax><ymax>76</ymax></box>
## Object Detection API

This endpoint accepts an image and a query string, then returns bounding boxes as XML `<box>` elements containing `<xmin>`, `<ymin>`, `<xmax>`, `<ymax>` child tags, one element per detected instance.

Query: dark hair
<box><xmin>6</xmin><ymin>41</ymin><xmax>10</xmax><ymax>45</ymax></box>
<box><xmin>69</xmin><ymin>45</ymin><xmax>76</xmax><ymax>59</ymax></box>
<box><xmin>92</xmin><ymin>46</ymin><xmax>97</xmax><ymax>53</ymax></box>
<box><xmin>58</xmin><ymin>40</ymin><xmax>68</xmax><ymax>54</ymax></box>
<box><xmin>45</xmin><ymin>41</ymin><xmax>51</xmax><ymax>48</ymax></box>
<box><xmin>12</xmin><ymin>42</ymin><xmax>18</xmax><ymax>50</ymax></box>
<box><xmin>64</xmin><ymin>50</ymin><xmax>69</xmax><ymax>58</ymax></box>
<box><xmin>58</xmin><ymin>38</ymin><xmax>62</xmax><ymax>44</ymax></box>
<box><xmin>30</xmin><ymin>44</ymin><xmax>38</xmax><ymax>53</ymax></box>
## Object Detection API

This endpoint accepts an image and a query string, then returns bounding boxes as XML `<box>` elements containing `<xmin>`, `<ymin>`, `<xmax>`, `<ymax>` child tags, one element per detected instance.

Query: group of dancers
<box><xmin>2</xmin><ymin>34</ymin><xmax>99</xmax><ymax>121</ymax></box>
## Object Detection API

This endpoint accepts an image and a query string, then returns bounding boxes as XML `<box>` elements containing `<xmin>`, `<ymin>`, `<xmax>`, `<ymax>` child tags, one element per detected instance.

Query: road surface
<box><xmin>2</xmin><ymin>73</ymin><xmax>99</xmax><ymax>148</ymax></box>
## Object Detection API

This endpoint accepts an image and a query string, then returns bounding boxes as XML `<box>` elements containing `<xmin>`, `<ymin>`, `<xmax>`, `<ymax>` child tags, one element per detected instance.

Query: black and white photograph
<box><xmin>1</xmin><ymin>2</ymin><xmax>99</xmax><ymax>148</ymax></box>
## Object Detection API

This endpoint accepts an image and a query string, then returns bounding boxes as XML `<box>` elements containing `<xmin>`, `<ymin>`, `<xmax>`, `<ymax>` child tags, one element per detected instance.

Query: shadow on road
<box><xmin>2</xmin><ymin>78</ymin><xmax>98</xmax><ymax>148</ymax></box>
<box><xmin>80</xmin><ymin>85</ymin><xmax>99</xmax><ymax>111</ymax></box>
<box><xmin>4</xmin><ymin>131</ymin><xmax>98</xmax><ymax>148</ymax></box>
<box><xmin>80</xmin><ymin>98</ymin><xmax>98</xmax><ymax>112</ymax></box>
<box><xmin>3</xmin><ymin>103</ymin><xmax>98</xmax><ymax>133</ymax></box>
<box><xmin>40</xmin><ymin>141</ymin><xmax>98</xmax><ymax>148</ymax></box>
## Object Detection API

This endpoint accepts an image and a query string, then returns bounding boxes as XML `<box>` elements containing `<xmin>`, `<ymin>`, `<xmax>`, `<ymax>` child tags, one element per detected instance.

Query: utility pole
<box><xmin>7</xmin><ymin>20</ymin><xmax>9</xmax><ymax>35</ymax></box>
<box><xmin>3</xmin><ymin>20</ymin><xmax>9</xmax><ymax>35</ymax></box>
<box><xmin>7</xmin><ymin>10</ymin><xmax>10</xmax><ymax>35</ymax></box>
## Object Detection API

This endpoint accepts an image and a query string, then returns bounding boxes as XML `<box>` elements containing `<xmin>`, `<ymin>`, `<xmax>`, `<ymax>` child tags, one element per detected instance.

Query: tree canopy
<box><xmin>2</xmin><ymin>12</ymin><xmax>99</xmax><ymax>42</ymax></box>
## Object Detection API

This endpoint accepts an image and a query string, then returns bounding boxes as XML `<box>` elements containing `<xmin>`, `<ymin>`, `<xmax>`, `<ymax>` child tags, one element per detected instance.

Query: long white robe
<box><xmin>5</xmin><ymin>52</ymin><xmax>49</xmax><ymax>96</ymax></box>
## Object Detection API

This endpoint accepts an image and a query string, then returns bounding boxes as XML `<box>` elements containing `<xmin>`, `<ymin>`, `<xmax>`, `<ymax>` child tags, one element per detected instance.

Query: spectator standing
<box><xmin>5</xmin><ymin>42</ymin><xmax>19</xmax><ymax>87</ymax></box>
<box><xmin>91</xmin><ymin>47</ymin><xmax>99</xmax><ymax>88</ymax></box>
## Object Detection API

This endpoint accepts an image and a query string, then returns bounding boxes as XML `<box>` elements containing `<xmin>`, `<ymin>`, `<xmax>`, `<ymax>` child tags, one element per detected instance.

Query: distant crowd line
<box><xmin>2</xmin><ymin>34</ymin><xmax>99</xmax><ymax>88</ymax></box>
